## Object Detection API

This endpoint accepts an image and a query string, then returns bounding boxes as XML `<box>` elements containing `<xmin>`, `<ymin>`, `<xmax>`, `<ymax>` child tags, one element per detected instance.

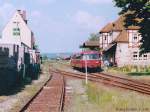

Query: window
<box><xmin>83</xmin><ymin>54</ymin><xmax>100</xmax><ymax>60</ymax></box>
<box><xmin>13</xmin><ymin>32</ymin><xmax>17</xmax><ymax>35</ymax></box>
<box><xmin>133</xmin><ymin>52</ymin><xmax>138</xmax><ymax>60</ymax></box>
<box><xmin>13</xmin><ymin>32</ymin><xmax>20</xmax><ymax>36</ymax></box>
<box><xmin>132</xmin><ymin>33</ymin><xmax>139</xmax><ymax>44</ymax></box>
<box><xmin>75</xmin><ymin>54</ymin><xmax>82</xmax><ymax>59</ymax></box>
<box><xmin>109</xmin><ymin>32</ymin><xmax>112</xmax><ymax>36</ymax></box>
<box><xmin>134</xmin><ymin>36</ymin><xmax>137</xmax><ymax>40</ymax></box>
<box><xmin>133</xmin><ymin>34</ymin><xmax>137</xmax><ymax>40</ymax></box>
<box><xmin>104</xmin><ymin>36</ymin><xmax>107</xmax><ymax>40</ymax></box>
<box><xmin>13</xmin><ymin>28</ymin><xmax>20</xmax><ymax>31</ymax></box>
<box><xmin>139</xmin><ymin>54</ymin><xmax>142</xmax><ymax>60</ymax></box>
<box><xmin>13</xmin><ymin>28</ymin><xmax>20</xmax><ymax>36</ymax></box>
<box><xmin>17</xmin><ymin>32</ymin><xmax>20</xmax><ymax>35</ymax></box>
<box><xmin>143</xmin><ymin>54</ymin><xmax>147</xmax><ymax>60</ymax></box>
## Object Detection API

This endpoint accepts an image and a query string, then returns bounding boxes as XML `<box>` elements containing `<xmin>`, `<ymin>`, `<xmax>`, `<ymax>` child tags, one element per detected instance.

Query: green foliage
<box><xmin>42</xmin><ymin>55</ymin><xmax>48</xmax><ymax>60</ymax></box>
<box><xmin>88</xmin><ymin>33</ymin><xmax>99</xmax><ymax>41</ymax></box>
<box><xmin>33</xmin><ymin>44</ymin><xmax>39</xmax><ymax>50</ymax></box>
<box><xmin>114</xmin><ymin>0</ymin><xmax>150</xmax><ymax>54</ymax></box>
<box><xmin>107</xmin><ymin>65</ymin><xmax>150</xmax><ymax>76</ymax></box>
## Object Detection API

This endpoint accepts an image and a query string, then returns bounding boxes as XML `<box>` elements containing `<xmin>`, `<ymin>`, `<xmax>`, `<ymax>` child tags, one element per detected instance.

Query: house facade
<box><xmin>0</xmin><ymin>10</ymin><xmax>38</xmax><ymax>70</ymax></box>
<box><xmin>0</xmin><ymin>10</ymin><xmax>35</xmax><ymax>49</ymax></box>
<box><xmin>99</xmin><ymin>16</ymin><xmax>150</xmax><ymax>67</ymax></box>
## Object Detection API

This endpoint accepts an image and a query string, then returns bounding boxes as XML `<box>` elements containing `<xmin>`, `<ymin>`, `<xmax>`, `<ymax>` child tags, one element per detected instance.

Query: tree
<box><xmin>33</xmin><ymin>44</ymin><xmax>39</xmax><ymax>50</ymax></box>
<box><xmin>89</xmin><ymin>33</ymin><xmax>99</xmax><ymax>41</ymax></box>
<box><xmin>114</xmin><ymin>0</ymin><xmax>150</xmax><ymax>54</ymax></box>
<box><xmin>42</xmin><ymin>55</ymin><xmax>48</xmax><ymax>60</ymax></box>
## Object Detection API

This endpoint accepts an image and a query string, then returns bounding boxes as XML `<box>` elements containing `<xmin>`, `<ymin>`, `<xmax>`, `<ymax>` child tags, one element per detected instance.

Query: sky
<box><xmin>0</xmin><ymin>0</ymin><xmax>120</xmax><ymax>53</ymax></box>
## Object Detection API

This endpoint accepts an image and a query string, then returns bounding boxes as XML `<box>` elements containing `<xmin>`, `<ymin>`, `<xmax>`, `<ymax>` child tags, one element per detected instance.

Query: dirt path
<box><xmin>64</xmin><ymin>77</ymin><xmax>101</xmax><ymax>112</ymax></box>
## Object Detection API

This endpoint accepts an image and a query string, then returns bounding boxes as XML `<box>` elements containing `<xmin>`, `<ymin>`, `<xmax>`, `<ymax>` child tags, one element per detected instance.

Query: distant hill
<box><xmin>42</xmin><ymin>53</ymin><xmax>73</xmax><ymax>59</ymax></box>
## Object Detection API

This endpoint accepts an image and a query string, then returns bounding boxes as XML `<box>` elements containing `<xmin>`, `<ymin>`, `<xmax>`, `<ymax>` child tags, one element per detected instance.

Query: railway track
<box><xmin>52</xmin><ymin>68</ymin><xmax>150</xmax><ymax>95</ymax></box>
<box><xmin>20</xmin><ymin>69</ymin><xmax>65</xmax><ymax>112</ymax></box>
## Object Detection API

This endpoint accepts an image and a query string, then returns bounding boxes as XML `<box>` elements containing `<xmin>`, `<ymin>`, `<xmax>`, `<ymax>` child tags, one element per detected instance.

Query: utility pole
<box><xmin>85</xmin><ymin>55</ymin><xmax>88</xmax><ymax>84</ymax></box>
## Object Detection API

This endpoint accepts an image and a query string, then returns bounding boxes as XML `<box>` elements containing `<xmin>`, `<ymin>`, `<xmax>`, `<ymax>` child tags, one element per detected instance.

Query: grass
<box><xmin>86</xmin><ymin>82</ymin><xmax>150</xmax><ymax>112</ymax></box>
<box><xmin>65</xmin><ymin>79</ymin><xmax>101</xmax><ymax>112</ymax></box>
<box><xmin>105</xmin><ymin>66</ymin><xmax>150</xmax><ymax>76</ymax></box>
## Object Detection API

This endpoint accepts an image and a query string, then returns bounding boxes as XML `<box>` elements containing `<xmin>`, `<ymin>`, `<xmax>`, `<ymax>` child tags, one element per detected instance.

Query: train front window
<box><xmin>83</xmin><ymin>54</ymin><xmax>100</xmax><ymax>60</ymax></box>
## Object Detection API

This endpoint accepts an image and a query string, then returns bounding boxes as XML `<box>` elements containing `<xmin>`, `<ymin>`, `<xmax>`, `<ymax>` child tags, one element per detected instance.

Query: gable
<box><xmin>2</xmin><ymin>11</ymin><xmax>32</xmax><ymax>48</ymax></box>
<box><xmin>3</xmin><ymin>11</ymin><xmax>31</xmax><ymax>34</ymax></box>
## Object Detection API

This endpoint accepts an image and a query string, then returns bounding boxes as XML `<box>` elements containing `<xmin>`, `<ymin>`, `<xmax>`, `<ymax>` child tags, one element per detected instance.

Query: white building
<box><xmin>99</xmin><ymin>15</ymin><xmax>150</xmax><ymax>67</ymax></box>
<box><xmin>0</xmin><ymin>10</ymin><xmax>35</xmax><ymax>49</ymax></box>
<box><xmin>0</xmin><ymin>10</ymin><xmax>39</xmax><ymax>70</ymax></box>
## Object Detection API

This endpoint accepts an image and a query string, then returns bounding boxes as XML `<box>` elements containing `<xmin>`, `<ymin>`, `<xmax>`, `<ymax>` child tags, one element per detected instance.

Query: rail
<box><xmin>53</xmin><ymin>68</ymin><xmax>150</xmax><ymax>95</ymax></box>
<box><xmin>20</xmin><ymin>68</ymin><xmax>65</xmax><ymax>112</ymax></box>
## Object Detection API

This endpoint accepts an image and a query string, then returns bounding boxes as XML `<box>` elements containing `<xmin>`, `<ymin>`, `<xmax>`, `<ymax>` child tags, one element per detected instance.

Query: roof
<box><xmin>100</xmin><ymin>15</ymin><xmax>140</xmax><ymax>33</ymax></box>
<box><xmin>114</xmin><ymin>30</ymin><xmax>128</xmax><ymax>43</ymax></box>
<box><xmin>82</xmin><ymin>41</ymin><xmax>99</xmax><ymax>47</ymax></box>
<box><xmin>113</xmin><ymin>16</ymin><xmax>125</xmax><ymax>31</ymax></box>
<box><xmin>113</xmin><ymin>15</ymin><xmax>140</xmax><ymax>31</ymax></box>
<box><xmin>100</xmin><ymin>23</ymin><xmax>113</xmax><ymax>33</ymax></box>
<box><xmin>127</xmin><ymin>25</ymin><xmax>140</xmax><ymax>30</ymax></box>
<box><xmin>80</xmin><ymin>51</ymin><xmax>100</xmax><ymax>55</ymax></box>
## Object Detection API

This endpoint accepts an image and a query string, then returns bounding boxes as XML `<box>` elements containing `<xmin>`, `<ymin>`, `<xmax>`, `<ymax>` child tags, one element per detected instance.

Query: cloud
<box><xmin>81</xmin><ymin>0</ymin><xmax>112</xmax><ymax>4</ymax></box>
<box><xmin>29</xmin><ymin>10</ymin><xmax>74</xmax><ymax>52</ymax></box>
<box><xmin>73</xmin><ymin>10</ymin><xmax>105</xmax><ymax>32</ymax></box>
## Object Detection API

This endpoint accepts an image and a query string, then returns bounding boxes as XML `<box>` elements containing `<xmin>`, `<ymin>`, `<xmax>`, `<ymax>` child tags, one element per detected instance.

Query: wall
<box><xmin>115</xmin><ymin>43</ymin><xmax>131</xmax><ymax>67</ymax></box>
<box><xmin>116</xmin><ymin>43</ymin><xmax>150</xmax><ymax>67</ymax></box>
<box><xmin>99</xmin><ymin>31</ymin><xmax>120</xmax><ymax>50</ymax></box>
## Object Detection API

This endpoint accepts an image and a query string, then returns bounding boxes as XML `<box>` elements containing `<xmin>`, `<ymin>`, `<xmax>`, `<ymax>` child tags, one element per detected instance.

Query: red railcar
<box><xmin>71</xmin><ymin>51</ymin><xmax>101</xmax><ymax>69</ymax></box>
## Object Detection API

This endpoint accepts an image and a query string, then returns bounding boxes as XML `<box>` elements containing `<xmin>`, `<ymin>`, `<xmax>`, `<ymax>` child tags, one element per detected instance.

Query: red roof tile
<box><xmin>114</xmin><ymin>30</ymin><xmax>128</xmax><ymax>43</ymax></box>
<box><xmin>100</xmin><ymin>23</ymin><xmax>113</xmax><ymax>33</ymax></box>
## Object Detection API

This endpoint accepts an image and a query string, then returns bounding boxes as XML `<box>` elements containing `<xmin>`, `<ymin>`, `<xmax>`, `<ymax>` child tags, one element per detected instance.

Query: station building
<box><xmin>80</xmin><ymin>40</ymin><xmax>99</xmax><ymax>51</ymax></box>
<box><xmin>99</xmin><ymin>15</ymin><xmax>150</xmax><ymax>67</ymax></box>
<box><xmin>0</xmin><ymin>10</ymin><xmax>35</xmax><ymax>49</ymax></box>
<box><xmin>0</xmin><ymin>10</ymin><xmax>39</xmax><ymax>69</ymax></box>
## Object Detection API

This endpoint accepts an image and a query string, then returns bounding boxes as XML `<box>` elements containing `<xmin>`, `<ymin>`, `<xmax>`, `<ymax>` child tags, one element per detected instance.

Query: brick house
<box><xmin>99</xmin><ymin>15</ymin><xmax>150</xmax><ymax>67</ymax></box>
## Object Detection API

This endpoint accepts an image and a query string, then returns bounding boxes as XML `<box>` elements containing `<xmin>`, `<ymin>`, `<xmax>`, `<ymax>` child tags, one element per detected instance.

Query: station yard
<box><xmin>0</xmin><ymin>60</ymin><xmax>150</xmax><ymax>112</ymax></box>
<box><xmin>51</xmin><ymin>60</ymin><xmax>150</xmax><ymax>112</ymax></box>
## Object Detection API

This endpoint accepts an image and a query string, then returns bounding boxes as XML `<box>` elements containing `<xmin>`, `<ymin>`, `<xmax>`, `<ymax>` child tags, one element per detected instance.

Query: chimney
<box><xmin>17</xmin><ymin>10</ymin><xmax>27</xmax><ymax>24</ymax></box>
<box><xmin>22</xmin><ymin>10</ymin><xmax>27</xmax><ymax>20</ymax></box>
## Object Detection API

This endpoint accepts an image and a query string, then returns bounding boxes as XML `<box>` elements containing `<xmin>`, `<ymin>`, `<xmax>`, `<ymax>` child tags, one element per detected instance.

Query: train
<box><xmin>70</xmin><ymin>51</ymin><xmax>101</xmax><ymax>70</ymax></box>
